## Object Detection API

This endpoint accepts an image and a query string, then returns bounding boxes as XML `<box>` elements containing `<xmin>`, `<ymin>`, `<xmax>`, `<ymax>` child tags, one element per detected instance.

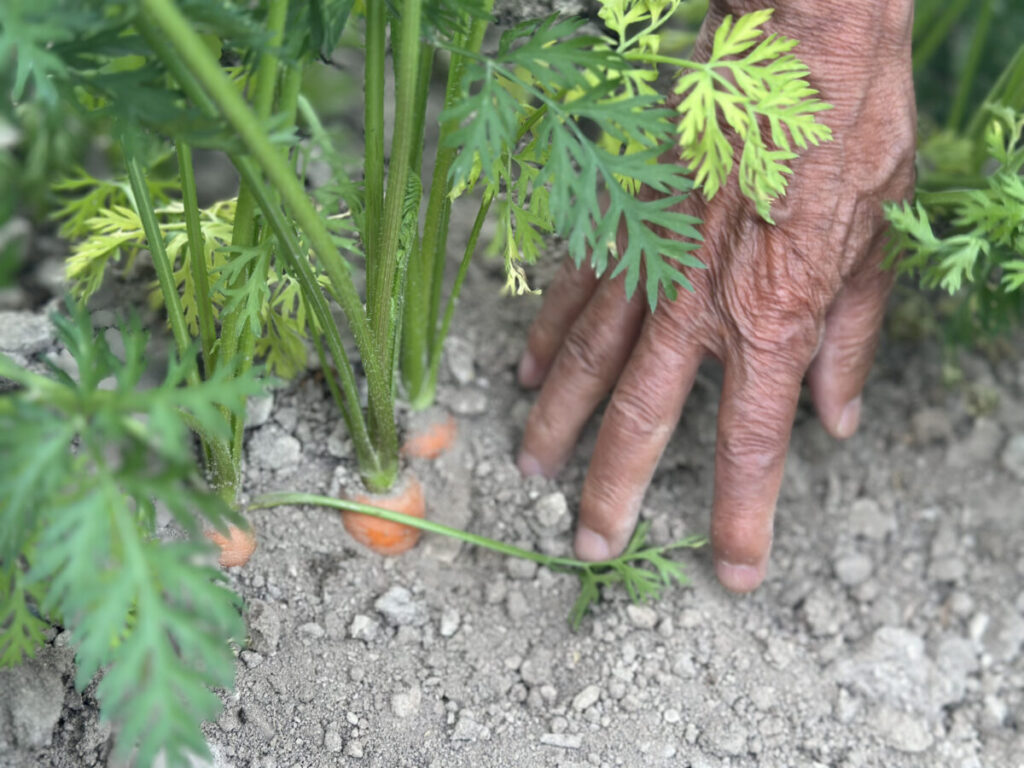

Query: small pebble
<box><xmin>533</xmin><ymin>492</ymin><xmax>571</xmax><ymax>532</ymax></box>
<box><xmin>391</xmin><ymin>685</ymin><xmax>422</xmax><ymax>718</ymax></box>
<box><xmin>506</xmin><ymin>557</ymin><xmax>538</xmax><ymax>580</ymax></box>
<box><xmin>848</xmin><ymin>498</ymin><xmax>895</xmax><ymax>540</ymax></box>
<box><xmin>1001</xmin><ymin>434</ymin><xmax>1024</xmax><ymax>480</ymax></box>
<box><xmin>299</xmin><ymin>622</ymin><xmax>325</xmax><ymax>639</ymax></box>
<box><xmin>834</xmin><ymin>552</ymin><xmax>873</xmax><ymax>587</ymax></box>
<box><xmin>506</xmin><ymin>589</ymin><xmax>530</xmax><ymax>620</ymax></box>
<box><xmin>572</xmin><ymin>684</ymin><xmax>601</xmax><ymax>712</ymax></box>
<box><xmin>350</xmin><ymin>614</ymin><xmax>380</xmax><ymax>642</ymax></box>
<box><xmin>626</xmin><ymin>604</ymin><xmax>659</xmax><ymax>630</ymax></box>
<box><xmin>439</xmin><ymin>608</ymin><xmax>461</xmax><ymax>638</ymax></box>
<box><xmin>540</xmin><ymin>733</ymin><xmax>582</xmax><ymax>749</ymax></box>
<box><xmin>324</xmin><ymin>726</ymin><xmax>343</xmax><ymax>753</ymax></box>
<box><xmin>664</xmin><ymin>709</ymin><xmax>681</xmax><ymax>724</ymax></box>
<box><xmin>374</xmin><ymin>586</ymin><xmax>429</xmax><ymax>627</ymax></box>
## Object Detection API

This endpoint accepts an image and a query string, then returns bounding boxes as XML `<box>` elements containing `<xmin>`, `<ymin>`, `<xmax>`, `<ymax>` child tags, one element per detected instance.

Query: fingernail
<box><xmin>835</xmin><ymin>396</ymin><xmax>862</xmax><ymax>439</ymax></box>
<box><xmin>575</xmin><ymin>525</ymin><xmax>611</xmax><ymax>561</ymax></box>
<box><xmin>517</xmin><ymin>352</ymin><xmax>541</xmax><ymax>388</ymax></box>
<box><xmin>715</xmin><ymin>558</ymin><xmax>767</xmax><ymax>593</ymax></box>
<box><xmin>517</xmin><ymin>450</ymin><xmax>544</xmax><ymax>478</ymax></box>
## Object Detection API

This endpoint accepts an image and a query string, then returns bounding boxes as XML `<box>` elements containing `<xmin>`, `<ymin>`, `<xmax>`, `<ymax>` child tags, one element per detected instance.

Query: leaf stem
<box><xmin>250</xmin><ymin>491</ymin><xmax>705</xmax><ymax>572</ymax></box>
<box><xmin>401</xmin><ymin>2</ymin><xmax>493</xmax><ymax>405</ymax></box>
<box><xmin>121</xmin><ymin>129</ymin><xmax>196</xmax><ymax>385</ymax></box>
<box><xmin>423</xmin><ymin>189</ymin><xmax>493</xmax><ymax>400</ymax></box>
<box><xmin>175</xmin><ymin>141</ymin><xmax>216</xmax><ymax>374</ymax></box>
<box><xmin>139</xmin><ymin>0</ymin><xmax>396</xmax><ymax>489</ymax></box>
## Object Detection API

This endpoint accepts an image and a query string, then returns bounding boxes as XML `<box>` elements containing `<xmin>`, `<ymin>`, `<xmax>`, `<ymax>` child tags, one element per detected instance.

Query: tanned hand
<box><xmin>516</xmin><ymin>0</ymin><xmax>917</xmax><ymax>592</ymax></box>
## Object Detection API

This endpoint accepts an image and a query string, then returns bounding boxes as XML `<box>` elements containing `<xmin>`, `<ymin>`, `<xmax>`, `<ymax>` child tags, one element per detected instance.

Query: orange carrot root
<box><xmin>205</xmin><ymin>524</ymin><xmax>257</xmax><ymax>568</ymax></box>
<box><xmin>344</xmin><ymin>475</ymin><xmax>425</xmax><ymax>555</ymax></box>
<box><xmin>401</xmin><ymin>415</ymin><xmax>457</xmax><ymax>460</ymax></box>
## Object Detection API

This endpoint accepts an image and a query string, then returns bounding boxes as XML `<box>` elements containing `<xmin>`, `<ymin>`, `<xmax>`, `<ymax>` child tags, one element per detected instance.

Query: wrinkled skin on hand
<box><xmin>516</xmin><ymin>0</ymin><xmax>917</xmax><ymax>592</ymax></box>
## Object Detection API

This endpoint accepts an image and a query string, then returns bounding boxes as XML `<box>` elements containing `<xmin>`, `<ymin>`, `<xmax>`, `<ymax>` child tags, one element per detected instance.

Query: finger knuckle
<box><xmin>717</xmin><ymin>419</ymin><xmax>788</xmax><ymax>478</ymax></box>
<box><xmin>605</xmin><ymin>387</ymin><xmax>671</xmax><ymax>443</ymax></box>
<box><xmin>560</xmin><ymin>326</ymin><xmax>607</xmax><ymax>382</ymax></box>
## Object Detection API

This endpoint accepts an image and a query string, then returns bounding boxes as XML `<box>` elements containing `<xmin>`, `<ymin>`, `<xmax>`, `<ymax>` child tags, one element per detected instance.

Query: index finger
<box><xmin>711</xmin><ymin>348</ymin><xmax>809</xmax><ymax>592</ymax></box>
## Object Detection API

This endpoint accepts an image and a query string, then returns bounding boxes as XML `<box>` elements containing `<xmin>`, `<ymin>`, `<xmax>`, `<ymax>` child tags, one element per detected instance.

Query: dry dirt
<box><xmin>2</xmin><ymin>239</ymin><xmax>1023</xmax><ymax>767</ymax></box>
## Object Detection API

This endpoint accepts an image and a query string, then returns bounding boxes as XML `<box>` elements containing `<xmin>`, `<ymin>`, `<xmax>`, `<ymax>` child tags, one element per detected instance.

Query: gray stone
<box><xmin>947</xmin><ymin>418</ymin><xmax>1004</xmax><ymax>468</ymax></box>
<box><xmin>0</xmin><ymin>649</ymin><xmax>67</xmax><ymax>748</ymax></box>
<box><xmin>933</xmin><ymin>636</ymin><xmax>977</xmax><ymax>705</ymax></box>
<box><xmin>245</xmin><ymin>394</ymin><xmax>274</xmax><ymax>429</ymax></box>
<box><xmin>912</xmin><ymin>407</ymin><xmax>953</xmax><ymax>444</ymax></box>
<box><xmin>626</xmin><ymin>604</ymin><xmax>659</xmax><ymax>630</ymax></box>
<box><xmin>539</xmin><ymin>733</ymin><xmax>583</xmax><ymax>749</ymax></box>
<box><xmin>349</xmin><ymin>614</ymin><xmax>380</xmax><ymax>642</ymax></box>
<box><xmin>870</xmin><ymin>707</ymin><xmax>933</xmax><ymax>753</ymax></box>
<box><xmin>326</xmin><ymin>422</ymin><xmax>351</xmax><ymax>459</ymax></box>
<box><xmin>520</xmin><ymin>647</ymin><xmax>554</xmax><ymax>686</ymax></box>
<box><xmin>848</xmin><ymin>498</ymin><xmax>895</xmax><ymax>540</ymax></box>
<box><xmin>444</xmin><ymin>336</ymin><xmax>476</xmax><ymax>385</ymax></box>
<box><xmin>248</xmin><ymin>425</ymin><xmax>301</xmax><ymax>471</ymax></box>
<box><xmin>298</xmin><ymin>622</ymin><xmax>325</xmax><ymax>639</ymax></box>
<box><xmin>1001</xmin><ymin>434</ymin><xmax>1024</xmax><ymax>481</ymax></box>
<box><xmin>571</xmin><ymin>684</ymin><xmax>601</xmax><ymax>712</ymax></box>
<box><xmin>446</xmin><ymin>388</ymin><xmax>488</xmax><ymax>416</ymax></box>
<box><xmin>506</xmin><ymin>557</ymin><xmax>538</xmax><ymax>580</ymax></box>
<box><xmin>505</xmin><ymin>589</ymin><xmax>530</xmax><ymax>620</ymax></box>
<box><xmin>832</xmin><ymin>627</ymin><xmax>962</xmax><ymax>718</ymax></box>
<box><xmin>834</xmin><ymin>552</ymin><xmax>873</xmax><ymax>587</ymax></box>
<box><xmin>247</xmin><ymin>600</ymin><xmax>282</xmax><ymax>655</ymax></box>
<box><xmin>928</xmin><ymin>556</ymin><xmax>966</xmax><ymax>583</ymax></box>
<box><xmin>802</xmin><ymin>588</ymin><xmax>843</xmax><ymax>636</ymax></box>
<box><xmin>0</xmin><ymin>311</ymin><xmax>55</xmax><ymax>355</ymax></box>
<box><xmin>981</xmin><ymin>610</ymin><xmax>1024</xmax><ymax>663</ymax></box>
<box><xmin>391</xmin><ymin>685</ymin><xmax>422</xmax><ymax>718</ymax></box>
<box><xmin>702</xmin><ymin>718</ymin><xmax>749</xmax><ymax>756</ymax></box>
<box><xmin>374</xmin><ymin>586</ymin><xmax>429</xmax><ymax>627</ymax></box>
<box><xmin>324</xmin><ymin>725</ymin><xmax>343</xmax><ymax>753</ymax></box>
<box><xmin>533</xmin><ymin>492</ymin><xmax>571</xmax><ymax>532</ymax></box>
<box><xmin>451</xmin><ymin>711</ymin><xmax>490</xmax><ymax>742</ymax></box>
<box><xmin>439</xmin><ymin>608</ymin><xmax>461</xmax><ymax>638</ymax></box>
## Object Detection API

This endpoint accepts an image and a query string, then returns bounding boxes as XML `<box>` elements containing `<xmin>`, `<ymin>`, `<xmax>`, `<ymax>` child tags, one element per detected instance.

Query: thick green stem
<box><xmin>371</xmin><ymin>0</ymin><xmax>422</xmax><ymax>372</ymax></box>
<box><xmin>912</xmin><ymin>0</ymin><xmax>972</xmax><ymax>73</ymax></box>
<box><xmin>220</xmin><ymin>0</ymin><xmax>287</xmax><ymax>372</ymax></box>
<box><xmin>421</xmin><ymin>190</ymin><xmax>493</xmax><ymax>402</ymax></box>
<box><xmin>122</xmin><ymin>132</ymin><xmax>194</xmax><ymax>377</ymax></box>
<box><xmin>402</xmin><ymin>5</ymin><xmax>492</xmax><ymax>404</ymax></box>
<box><xmin>364</xmin><ymin>0</ymin><xmax>386</xmax><ymax>287</ymax></box>
<box><xmin>947</xmin><ymin>0</ymin><xmax>993</xmax><ymax>132</ymax></box>
<box><xmin>175</xmin><ymin>141</ymin><xmax>215</xmax><ymax>372</ymax></box>
<box><xmin>137</xmin><ymin>4</ymin><xmax>392</xmax><ymax>488</ymax></box>
<box><xmin>140</xmin><ymin>0</ymin><xmax>398</xmax><ymax>489</ymax></box>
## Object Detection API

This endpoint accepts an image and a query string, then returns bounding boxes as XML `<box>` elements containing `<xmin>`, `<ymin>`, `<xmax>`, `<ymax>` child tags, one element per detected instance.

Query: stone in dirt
<box><xmin>540</xmin><ymin>733</ymin><xmax>583</xmax><ymax>749</ymax></box>
<box><xmin>831</xmin><ymin>627</ymin><xmax>965</xmax><ymax>717</ymax></box>
<box><xmin>349</xmin><ymin>614</ymin><xmax>379</xmax><ymax>642</ymax></box>
<box><xmin>532</xmin><ymin>492</ymin><xmax>571</xmax><ymax>533</ymax></box>
<box><xmin>0</xmin><ymin>649</ymin><xmax>68</xmax><ymax>749</ymax></box>
<box><xmin>571</xmin><ymin>684</ymin><xmax>601</xmax><ymax>712</ymax></box>
<box><xmin>1000</xmin><ymin>433</ymin><xmax>1024</xmax><ymax>480</ymax></box>
<box><xmin>247</xmin><ymin>600</ymin><xmax>282</xmax><ymax>655</ymax></box>
<box><xmin>833</xmin><ymin>552</ymin><xmax>873</xmax><ymax>587</ymax></box>
<box><xmin>626</xmin><ymin>604</ymin><xmax>659</xmax><ymax>630</ymax></box>
<box><xmin>247</xmin><ymin>424</ymin><xmax>301</xmax><ymax>471</ymax></box>
<box><xmin>374</xmin><ymin>585</ymin><xmax>429</xmax><ymax>627</ymax></box>
<box><xmin>848</xmin><ymin>498</ymin><xmax>895</xmax><ymax>540</ymax></box>
<box><xmin>444</xmin><ymin>336</ymin><xmax>476</xmax><ymax>385</ymax></box>
<box><xmin>0</xmin><ymin>311</ymin><xmax>55</xmax><ymax>355</ymax></box>
<box><xmin>869</xmin><ymin>706</ymin><xmax>934</xmax><ymax>753</ymax></box>
<box><xmin>245</xmin><ymin>394</ymin><xmax>274</xmax><ymax>429</ymax></box>
<box><xmin>391</xmin><ymin>685</ymin><xmax>422</xmax><ymax>718</ymax></box>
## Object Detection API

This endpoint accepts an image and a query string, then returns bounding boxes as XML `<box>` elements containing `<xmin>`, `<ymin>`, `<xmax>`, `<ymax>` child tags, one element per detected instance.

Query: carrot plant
<box><xmin>1</xmin><ymin>0</ymin><xmax>834</xmax><ymax>763</ymax></box>
<box><xmin>885</xmin><ymin>2</ymin><xmax>1024</xmax><ymax>341</ymax></box>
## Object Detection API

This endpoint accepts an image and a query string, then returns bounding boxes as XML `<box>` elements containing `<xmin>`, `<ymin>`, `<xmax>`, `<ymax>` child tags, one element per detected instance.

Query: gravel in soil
<box><xmin>3</xmin><ymin>248</ymin><xmax>1023</xmax><ymax>768</ymax></box>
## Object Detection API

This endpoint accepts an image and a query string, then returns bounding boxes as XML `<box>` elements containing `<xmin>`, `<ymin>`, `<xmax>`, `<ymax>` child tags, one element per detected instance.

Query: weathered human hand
<box><xmin>516</xmin><ymin>0</ymin><xmax>917</xmax><ymax>592</ymax></box>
